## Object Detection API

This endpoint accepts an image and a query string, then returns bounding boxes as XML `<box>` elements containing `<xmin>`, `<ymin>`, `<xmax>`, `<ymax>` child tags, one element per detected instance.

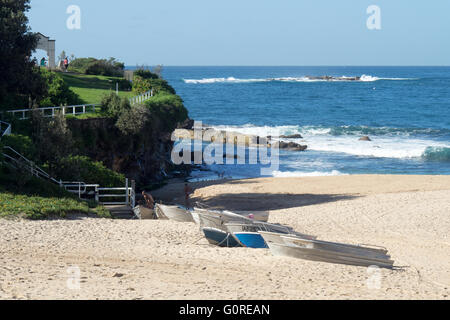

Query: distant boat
<box><xmin>226</xmin><ymin>223</ymin><xmax>316</xmax><ymax>249</ymax></box>
<box><xmin>202</xmin><ymin>227</ymin><xmax>242</xmax><ymax>248</ymax></box>
<box><xmin>155</xmin><ymin>204</ymin><xmax>194</xmax><ymax>223</ymax></box>
<box><xmin>260</xmin><ymin>232</ymin><xmax>394</xmax><ymax>269</ymax></box>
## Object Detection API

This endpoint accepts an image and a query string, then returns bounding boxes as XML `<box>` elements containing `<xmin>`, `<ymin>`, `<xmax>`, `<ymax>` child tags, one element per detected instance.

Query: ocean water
<box><xmin>158</xmin><ymin>67</ymin><xmax>450</xmax><ymax>179</ymax></box>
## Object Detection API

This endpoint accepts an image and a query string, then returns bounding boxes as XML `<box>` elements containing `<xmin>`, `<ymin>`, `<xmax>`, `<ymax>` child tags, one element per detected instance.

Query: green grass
<box><xmin>0</xmin><ymin>167</ymin><xmax>111</xmax><ymax>220</ymax></box>
<box><xmin>60</xmin><ymin>73</ymin><xmax>134</xmax><ymax>104</ymax></box>
<box><xmin>0</xmin><ymin>192</ymin><xmax>110</xmax><ymax>220</ymax></box>
<box><xmin>65</xmin><ymin>106</ymin><xmax>109</xmax><ymax>119</ymax></box>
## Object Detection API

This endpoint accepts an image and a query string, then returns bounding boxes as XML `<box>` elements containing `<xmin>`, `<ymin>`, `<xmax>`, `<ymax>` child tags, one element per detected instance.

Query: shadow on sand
<box><xmin>192</xmin><ymin>193</ymin><xmax>359</xmax><ymax>211</ymax></box>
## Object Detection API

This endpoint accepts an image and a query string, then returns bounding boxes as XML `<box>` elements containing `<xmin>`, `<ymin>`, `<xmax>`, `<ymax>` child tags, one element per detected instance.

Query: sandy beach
<box><xmin>1</xmin><ymin>175</ymin><xmax>449</xmax><ymax>300</ymax></box>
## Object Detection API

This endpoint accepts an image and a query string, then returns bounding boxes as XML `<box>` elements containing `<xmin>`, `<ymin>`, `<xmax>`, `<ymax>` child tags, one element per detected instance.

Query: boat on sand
<box><xmin>155</xmin><ymin>204</ymin><xmax>194</xmax><ymax>223</ymax></box>
<box><xmin>226</xmin><ymin>223</ymin><xmax>316</xmax><ymax>249</ymax></box>
<box><xmin>202</xmin><ymin>227</ymin><xmax>242</xmax><ymax>248</ymax></box>
<box><xmin>259</xmin><ymin>232</ymin><xmax>394</xmax><ymax>269</ymax></box>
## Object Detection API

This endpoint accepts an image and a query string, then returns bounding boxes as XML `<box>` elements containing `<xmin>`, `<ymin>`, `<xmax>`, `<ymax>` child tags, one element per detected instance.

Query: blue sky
<box><xmin>29</xmin><ymin>0</ymin><xmax>450</xmax><ymax>66</ymax></box>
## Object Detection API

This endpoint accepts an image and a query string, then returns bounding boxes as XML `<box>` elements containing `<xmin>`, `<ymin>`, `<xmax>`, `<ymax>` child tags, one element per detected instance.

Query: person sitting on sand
<box><xmin>142</xmin><ymin>191</ymin><xmax>155</xmax><ymax>209</ymax></box>
<box><xmin>184</xmin><ymin>183</ymin><xmax>193</xmax><ymax>209</ymax></box>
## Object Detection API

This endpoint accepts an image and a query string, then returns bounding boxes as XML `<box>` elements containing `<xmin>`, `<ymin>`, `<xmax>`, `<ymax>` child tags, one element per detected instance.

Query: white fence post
<box><xmin>95</xmin><ymin>186</ymin><xmax>99</xmax><ymax>203</ymax></box>
<box><xmin>131</xmin><ymin>180</ymin><xmax>136</xmax><ymax>208</ymax></box>
<box><xmin>125</xmin><ymin>178</ymin><xmax>129</xmax><ymax>206</ymax></box>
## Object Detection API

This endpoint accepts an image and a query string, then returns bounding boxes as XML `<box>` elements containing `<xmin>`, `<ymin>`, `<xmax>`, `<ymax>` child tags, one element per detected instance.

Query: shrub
<box><xmin>134</xmin><ymin>69</ymin><xmax>159</xmax><ymax>80</ymax></box>
<box><xmin>38</xmin><ymin>69</ymin><xmax>82</xmax><ymax>107</ymax></box>
<box><xmin>133</xmin><ymin>77</ymin><xmax>176</xmax><ymax>95</ymax></box>
<box><xmin>55</xmin><ymin>155</ymin><xmax>125</xmax><ymax>188</ymax></box>
<box><xmin>67</xmin><ymin>57</ymin><xmax>97</xmax><ymax>74</ymax></box>
<box><xmin>31</xmin><ymin>111</ymin><xmax>73</xmax><ymax>166</ymax></box>
<box><xmin>116</xmin><ymin>104</ymin><xmax>151</xmax><ymax>135</ymax></box>
<box><xmin>0</xmin><ymin>134</ymin><xmax>36</xmax><ymax>159</ymax></box>
<box><xmin>145</xmin><ymin>93</ymin><xmax>189</xmax><ymax>132</ymax></box>
<box><xmin>69</xmin><ymin>57</ymin><xmax>125</xmax><ymax>77</ymax></box>
<box><xmin>100</xmin><ymin>92</ymin><xmax>131</xmax><ymax>118</ymax></box>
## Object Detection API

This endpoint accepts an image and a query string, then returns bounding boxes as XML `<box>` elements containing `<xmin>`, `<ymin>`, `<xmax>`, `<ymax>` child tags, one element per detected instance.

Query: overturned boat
<box><xmin>259</xmin><ymin>232</ymin><xmax>394</xmax><ymax>269</ymax></box>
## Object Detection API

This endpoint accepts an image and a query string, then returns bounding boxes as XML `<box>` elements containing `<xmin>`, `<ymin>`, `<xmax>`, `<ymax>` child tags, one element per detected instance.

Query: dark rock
<box><xmin>359</xmin><ymin>136</ymin><xmax>372</xmax><ymax>142</ymax></box>
<box><xmin>178</xmin><ymin>118</ymin><xmax>194</xmax><ymax>130</ymax></box>
<box><xmin>277</xmin><ymin>141</ymin><xmax>308</xmax><ymax>151</ymax></box>
<box><xmin>280</xmin><ymin>134</ymin><xmax>303</xmax><ymax>139</ymax></box>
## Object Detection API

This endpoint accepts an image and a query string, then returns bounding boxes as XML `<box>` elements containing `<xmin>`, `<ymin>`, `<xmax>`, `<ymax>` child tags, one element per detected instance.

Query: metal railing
<box><xmin>1</xmin><ymin>121</ymin><xmax>136</xmax><ymax>211</ymax></box>
<box><xmin>0</xmin><ymin>121</ymin><xmax>11</xmax><ymax>139</ymax></box>
<box><xmin>129</xmin><ymin>90</ymin><xmax>153</xmax><ymax>105</ymax></box>
<box><xmin>2</xmin><ymin>146</ymin><xmax>60</xmax><ymax>184</ymax></box>
<box><xmin>95</xmin><ymin>179</ymin><xmax>135</xmax><ymax>208</ymax></box>
<box><xmin>6</xmin><ymin>104</ymin><xmax>99</xmax><ymax>120</ymax></box>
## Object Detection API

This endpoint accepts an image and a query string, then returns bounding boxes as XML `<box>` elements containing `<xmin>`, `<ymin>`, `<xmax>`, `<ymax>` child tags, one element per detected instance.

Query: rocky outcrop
<box><xmin>280</xmin><ymin>134</ymin><xmax>303</xmax><ymax>139</ymax></box>
<box><xmin>277</xmin><ymin>141</ymin><xmax>308</xmax><ymax>151</ymax></box>
<box><xmin>306</xmin><ymin>75</ymin><xmax>361</xmax><ymax>81</ymax></box>
<box><xmin>359</xmin><ymin>136</ymin><xmax>372</xmax><ymax>141</ymax></box>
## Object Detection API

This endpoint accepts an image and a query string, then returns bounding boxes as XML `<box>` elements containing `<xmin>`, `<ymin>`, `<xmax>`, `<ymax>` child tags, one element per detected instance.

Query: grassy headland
<box><xmin>61</xmin><ymin>73</ymin><xmax>134</xmax><ymax>104</ymax></box>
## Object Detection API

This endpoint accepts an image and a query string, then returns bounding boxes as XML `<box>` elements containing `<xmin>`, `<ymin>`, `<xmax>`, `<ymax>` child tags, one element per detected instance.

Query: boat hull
<box><xmin>268</xmin><ymin>242</ymin><xmax>394</xmax><ymax>269</ymax></box>
<box><xmin>202</xmin><ymin>228</ymin><xmax>242</xmax><ymax>248</ymax></box>
<box><xmin>155</xmin><ymin>204</ymin><xmax>194</xmax><ymax>223</ymax></box>
<box><xmin>282</xmin><ymin>236</ymin><xmax>390</xmax><ymax>260</ymax></box>
<box><xmin>226</xmin><ymin>222</ymin><xmax>315</xmax><ymax>240</ymax></box>
<box><xmin>224</xmin><ymin>210</ymin><xmax>269</xmax><ymax>222</ymax></box>
<box><xmin>133</xmin><ymin>205</ymin><xmax>156</xmax><ymax>220</ymax></box>
<box><xmin>196</xmin><ymin>210</ymin><xmax>252</xmax><ymax>232</ymax></box>
<box><xmin>232</xmin><ymin>232</ymin><xmax>268</xmax><ymax>249</ymax></box>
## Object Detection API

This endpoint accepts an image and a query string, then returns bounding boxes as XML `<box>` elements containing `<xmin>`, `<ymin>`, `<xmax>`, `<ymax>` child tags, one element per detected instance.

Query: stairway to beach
<box><xmin>105</xmin><ymin>205</ymin><xmax>136</xmax><ymax>219</ymax></box>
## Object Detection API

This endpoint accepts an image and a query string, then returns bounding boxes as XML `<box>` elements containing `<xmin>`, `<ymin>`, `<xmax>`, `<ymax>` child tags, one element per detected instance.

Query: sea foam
<box><xmin>184</xmin><ymin>75</ymin><xmax>415</xmax><ymax>84</ymax></box>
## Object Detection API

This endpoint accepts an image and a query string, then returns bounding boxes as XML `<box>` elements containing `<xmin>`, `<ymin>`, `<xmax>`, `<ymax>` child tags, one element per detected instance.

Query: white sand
<box><xmin>1</xmin><ymin>175</ymin><xmax>449</xmax><ymax>300</ymax></box>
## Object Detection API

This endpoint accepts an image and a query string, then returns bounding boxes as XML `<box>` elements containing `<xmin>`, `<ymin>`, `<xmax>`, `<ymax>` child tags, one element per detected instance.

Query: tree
<box><xmin>0</xmin><ymin>0</ymin><xmax>38</xmax><ymax>111</ymax></box>
<box><xmin>58</xmin><ymin>50</ymin><xmax>67</xmax><ymax>62</ymax></box>
<box><xmin>153</xmin><ymin>65</ymin><xmax>163</xmax><ymax>78</ymax></box>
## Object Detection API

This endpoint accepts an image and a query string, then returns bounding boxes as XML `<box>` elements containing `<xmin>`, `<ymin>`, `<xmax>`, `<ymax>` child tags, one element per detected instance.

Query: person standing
<box><xmin>184</xmin><ymin>183</ymin><xmax>193</xmax><ymax>209</ymax></box>
<box><xmin>40</xmin><ymin>57</ymin><xmax>46</xmax><ymax>67</ymax></box>
<box><xmin>64</xmin><ymin>57</ymin><xmax>69</xmax><ymax>72</ymax></box>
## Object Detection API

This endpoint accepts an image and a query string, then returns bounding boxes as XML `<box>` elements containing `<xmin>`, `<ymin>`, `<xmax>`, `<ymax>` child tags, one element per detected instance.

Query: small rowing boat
<box><xmin>155</xmin><ymin>204</ymin><xmax>194</xmax><ymax>223</ymax></box>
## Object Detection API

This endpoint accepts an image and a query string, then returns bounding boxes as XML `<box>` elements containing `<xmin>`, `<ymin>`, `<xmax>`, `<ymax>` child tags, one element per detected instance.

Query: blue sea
<box><xmin>155</xmin><ymin>67</ymin><xmax>450</xmax><ymax>179</ymax></box>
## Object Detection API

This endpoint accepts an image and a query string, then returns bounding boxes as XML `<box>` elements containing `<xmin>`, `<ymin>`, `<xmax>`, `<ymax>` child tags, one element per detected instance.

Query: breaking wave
<box><xmin>422</xmin><ymin>147</ymin><xmax>450</xmax><ymax>162</ymax></box>
<box><xmin>184</xmin><ymin>75</ymin><xmax>415</xmax><ymax>84</ymax></box>
<box><xmin>208</xmin><ymin>124</ymin><xmax>450</xmax><ymax>161</ymax></box>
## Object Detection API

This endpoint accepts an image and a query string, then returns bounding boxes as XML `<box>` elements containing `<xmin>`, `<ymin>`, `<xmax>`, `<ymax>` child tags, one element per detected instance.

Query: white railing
<box><xmin>0</xmin><ymin>121</ymin><xmax>11</xmax><ymax>138</ymax></box>
<box><xmin>1</xmin><ymin>121</ymin><xmax>136</xmax><ymax>211</ymax></box>
<box><xmin>95</xmin><ymin>179</ymin><xmax>135</xmax><ymax>208</ymax></box>
<box><xmin>6</xmin><ymin>104</ymin><xmax>99</xmax><ymax>120</ymax></box>
<box><xmin>129</xmin><ymin>90</ymin><xmax>153</xmax><ymax>105</ymax></box>
<box><xmin>1</xmin><ymin>146</ymin><xmax>60</xmax><ymax>183</ymax></box>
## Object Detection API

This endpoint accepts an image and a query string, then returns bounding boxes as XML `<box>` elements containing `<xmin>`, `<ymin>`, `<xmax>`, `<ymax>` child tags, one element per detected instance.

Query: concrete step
<box><xmin>105</xmin><ymin>205</ymin><xmax>136</xmax><ymax>220</ymax></box>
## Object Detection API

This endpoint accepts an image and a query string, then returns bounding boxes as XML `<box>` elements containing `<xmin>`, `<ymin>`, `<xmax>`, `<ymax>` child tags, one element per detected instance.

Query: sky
<box><xmin>28</xmin><ymin>0</ymin><xmax>450</xmax><ymax>66</ymax></box>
